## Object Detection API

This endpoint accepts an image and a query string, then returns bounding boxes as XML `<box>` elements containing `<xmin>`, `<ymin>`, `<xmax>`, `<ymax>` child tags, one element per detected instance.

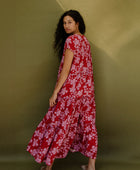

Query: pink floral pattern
<box><xmin>27</xmin><ymin>34</ymin><xmax>98</xmax><ymax>165</ymax></box>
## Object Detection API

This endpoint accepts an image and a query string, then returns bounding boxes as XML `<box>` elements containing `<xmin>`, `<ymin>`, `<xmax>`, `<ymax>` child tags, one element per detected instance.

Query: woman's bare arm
<box><xmin>49</xmin><ymin>49</ymin><xmax>74</xmax><ymax>107</ymax></box>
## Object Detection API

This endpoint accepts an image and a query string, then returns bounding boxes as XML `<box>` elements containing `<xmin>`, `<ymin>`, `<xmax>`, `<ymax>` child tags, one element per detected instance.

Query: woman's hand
<box><xmin>49</xmin><ymin>92</ymin><xmax>57</xmax><ymax>107</ymax></box>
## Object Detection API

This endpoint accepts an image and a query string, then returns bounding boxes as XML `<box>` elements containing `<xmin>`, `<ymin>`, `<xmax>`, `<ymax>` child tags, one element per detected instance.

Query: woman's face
<box><xmin>63</xmin><ymin>15</ymin><xmax>79</xmax><ymax>34</ymax></box>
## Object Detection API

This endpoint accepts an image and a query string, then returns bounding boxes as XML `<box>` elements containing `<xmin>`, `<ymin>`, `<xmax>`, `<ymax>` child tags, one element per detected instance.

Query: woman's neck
<box><xmin>74</xmin><ymin>32</ymin><xmax>82</xmax><ymax>35</ymax></box>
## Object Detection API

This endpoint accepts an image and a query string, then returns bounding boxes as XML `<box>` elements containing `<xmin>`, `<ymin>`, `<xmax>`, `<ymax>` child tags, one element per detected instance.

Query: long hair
<box><xmin>53</xmin><ymin>10</ymin><xmax>86</xmax><ymax>61</ymax></box>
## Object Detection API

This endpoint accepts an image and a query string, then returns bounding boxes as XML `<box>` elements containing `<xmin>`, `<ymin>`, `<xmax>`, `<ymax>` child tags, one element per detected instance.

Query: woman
<box><xmin>27</xmin><ymin>10</ymin><xmax>98</xmax><ymax>170</ymax></box>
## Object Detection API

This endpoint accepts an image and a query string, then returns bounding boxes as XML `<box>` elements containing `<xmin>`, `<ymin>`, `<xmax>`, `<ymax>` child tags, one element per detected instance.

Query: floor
<box><xmin>0</xmin><ymin>152</ymin><xmax>140</xmax><ymax>170</ymax></box>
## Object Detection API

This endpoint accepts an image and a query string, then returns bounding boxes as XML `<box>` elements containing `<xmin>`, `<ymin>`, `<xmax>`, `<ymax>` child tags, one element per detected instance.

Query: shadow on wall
<box><xmin>90</xmin><ymin>42</ymin><xmax>123</xmax><ymax>158</ymax></box>
<box><xmin>90</xmin><ymin>32</ymin><xmax>140</xmax><ymax>162</ymax></box>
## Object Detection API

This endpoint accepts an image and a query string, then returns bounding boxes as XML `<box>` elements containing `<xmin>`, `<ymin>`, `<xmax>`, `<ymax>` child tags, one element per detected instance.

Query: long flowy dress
<box><xmin>26</xmin><ymin>34</ymin><xmax>98</xmax><ymax>165</ymax></box>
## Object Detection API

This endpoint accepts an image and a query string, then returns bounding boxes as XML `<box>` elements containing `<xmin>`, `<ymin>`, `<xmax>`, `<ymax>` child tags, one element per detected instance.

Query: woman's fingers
<box><xmin>49</xmin><ymin>92</ymin><xmax>57</xmax><ymax>107</ymax></box>
<box><xmin>49</xmin><ymin>99</ymin><xmax>56</xmax><ymax>107</ymax></box>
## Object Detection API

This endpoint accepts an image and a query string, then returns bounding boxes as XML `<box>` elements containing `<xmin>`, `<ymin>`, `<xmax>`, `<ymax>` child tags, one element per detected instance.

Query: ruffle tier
<box><xmin>27</xmin><ymin>96</ymin><xmax>98</xmax><ymax>165</ymax></box>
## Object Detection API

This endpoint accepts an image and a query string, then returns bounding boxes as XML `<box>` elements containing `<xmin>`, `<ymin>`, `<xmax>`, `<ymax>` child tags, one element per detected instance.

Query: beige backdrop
<box><xmin>0</xmin><ymin>0</ymin><xmax>140</xmax><ymax>169</ymax></box>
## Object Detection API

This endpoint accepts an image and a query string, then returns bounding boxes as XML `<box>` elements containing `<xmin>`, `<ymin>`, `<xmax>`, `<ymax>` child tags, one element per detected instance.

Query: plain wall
<box><xmin>0</xmin><ymin>0</ymin><xmax>63</xmax><ymax>156</ymax></box>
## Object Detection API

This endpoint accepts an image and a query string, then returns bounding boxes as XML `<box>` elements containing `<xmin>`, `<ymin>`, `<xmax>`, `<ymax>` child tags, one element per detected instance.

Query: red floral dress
<box><xmin>27</xmin><ymin>34</ymin><xmax>98</xmax><ymax>165</ymax></box>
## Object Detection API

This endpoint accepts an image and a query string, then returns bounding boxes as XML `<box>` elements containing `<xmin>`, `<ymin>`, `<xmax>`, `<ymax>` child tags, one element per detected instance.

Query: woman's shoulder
<box><xmin>66</xmin><ymin>34</ymin><xmax>88</xmax><ymax>43</ymax></box>
<box><xmin>65</xmin><ymin>34</ymin><xmax>90</xmax><ymax>48</ymax></box>
<box><xmin>66</xmin><ymin>33</ymin><xmax>85</xmax><ymax>39</ymax></box>
<box><xmin>65</xmin><ymin>34</ymin><xmax>80</xmax><ymax>45</ymax></box>
<box><xmin>66</xmin><ymin>34</ymin><xmax>77</xmax><ymax>41</ymax></box>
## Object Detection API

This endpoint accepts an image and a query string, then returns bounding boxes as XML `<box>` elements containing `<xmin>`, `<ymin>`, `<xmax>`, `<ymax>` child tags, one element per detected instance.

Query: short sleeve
<box><xmin>64</xmin><ymin>35</ymin><xmax>75</xmax><ymax>53</ymax></box>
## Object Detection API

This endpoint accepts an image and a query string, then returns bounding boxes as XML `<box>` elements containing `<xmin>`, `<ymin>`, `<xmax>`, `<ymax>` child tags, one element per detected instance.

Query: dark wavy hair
<box><xmin>53</xmin><ymin>10</ymin><xmax>86</xmax><ymax>61</ymax></box>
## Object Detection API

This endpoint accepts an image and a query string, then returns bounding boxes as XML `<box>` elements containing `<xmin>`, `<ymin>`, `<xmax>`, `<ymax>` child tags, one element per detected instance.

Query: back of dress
<box><xmin>58</xmin><ymin>34</ymin><xmax>95</xmax><ymax>99</ymax></box>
